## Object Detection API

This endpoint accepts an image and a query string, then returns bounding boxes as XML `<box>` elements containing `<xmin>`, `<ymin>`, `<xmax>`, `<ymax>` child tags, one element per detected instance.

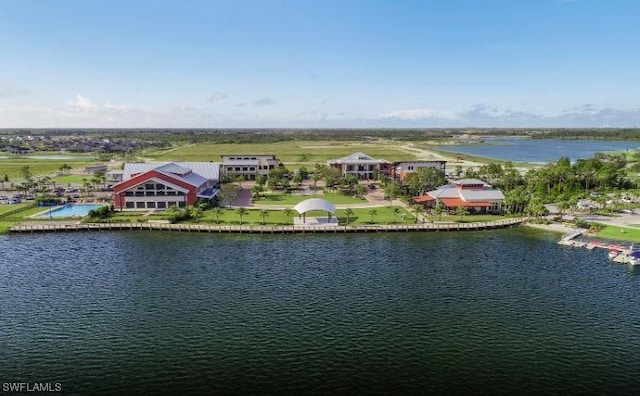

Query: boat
<box><xmin>608</xmin><ymin>250</ymin><xmax>618</xmax><ymax>260</ymax></box>
<box><xmin>627</xmin><ymin>245</ymin><xmax>640</xmax><ymax>265</ymax></box>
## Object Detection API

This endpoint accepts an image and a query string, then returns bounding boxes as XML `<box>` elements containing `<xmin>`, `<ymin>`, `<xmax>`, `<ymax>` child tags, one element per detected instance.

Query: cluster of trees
<box><xmin>165</xmin><ymin>205</ymin><xmax>204</xmax><ymax>223</ymax></box>
<box><xmin>87</xmin><ymin>205</ymin><xmax>115</xmax><ymax>220</ymax></box>
<box><xmin>459</xmin><ymin>154</ymin><xmax>634</xmax><ymax>215</ymax></box>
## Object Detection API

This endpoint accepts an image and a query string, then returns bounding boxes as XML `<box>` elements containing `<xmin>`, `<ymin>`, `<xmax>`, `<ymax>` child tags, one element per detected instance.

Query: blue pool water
<box><xmin>36</xmin><ymin>203</ymin><xmax>104</xmax><ymax>218</ymax></box>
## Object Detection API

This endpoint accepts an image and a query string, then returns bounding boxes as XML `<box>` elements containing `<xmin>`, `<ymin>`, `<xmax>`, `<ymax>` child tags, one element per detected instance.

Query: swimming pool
<box><xmin>36</xmin><ymin>203</ymin><xmax>105</xmax><ymax>218</ymax></box>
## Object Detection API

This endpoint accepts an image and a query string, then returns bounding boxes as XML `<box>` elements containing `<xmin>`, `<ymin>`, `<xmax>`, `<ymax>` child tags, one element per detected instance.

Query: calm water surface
<box><xmin>435</xmin><ymin>138</ymin><xmax>639</xmax><ymax>162</ymax></box>
<box><xmin>1</xmin><ymin>229</ymin><xmax>639</xmax><ymax>395</ymax></box>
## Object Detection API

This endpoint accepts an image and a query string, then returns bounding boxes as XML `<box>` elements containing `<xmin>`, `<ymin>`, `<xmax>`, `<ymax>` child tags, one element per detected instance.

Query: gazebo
<box><xmin>293</xmin><ymin>198</ymin><xmax>337</xmax><ymax>225</ymax></box>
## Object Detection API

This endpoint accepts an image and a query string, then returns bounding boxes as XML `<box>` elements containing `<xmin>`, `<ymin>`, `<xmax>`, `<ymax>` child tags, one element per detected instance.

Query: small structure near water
<box><xmin>293</xmin><ymin>198</ymin><xmax>338</xmax><ymax>226</ymax></box>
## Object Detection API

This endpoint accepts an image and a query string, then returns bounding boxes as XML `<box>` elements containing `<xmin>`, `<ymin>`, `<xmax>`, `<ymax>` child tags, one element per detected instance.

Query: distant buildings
<box><xmin>390</xmin><ymin>160</ymin><xmax>447</xmax><ymax>183</ymax></box>
<box><xmin>220</xmin><ymin>154</ymin><xmax>281</xmax><ymax>181</ymax></box>
<box><xmin>328</xmin><ymin>152</ymin><xmax>391</xmax><ymax>180</ymax></box>
<box><xmin>84</xmin><ymin>164</ymin><xmax>108</xmax><ymax>174</ymax></box>
<box><xmin>327</xmin><ymin>152</ymin><xmax>447</xmax><ymax>183</ymax></box>
<box><xmin>113</xmin><ymin>162</ymin><xmax>220</xmax><ymax>210</ymax></box>
<box><xmin>413</xmin><ymin>179</ymin><xmax>505</xmax><ymax>213</ymax></box>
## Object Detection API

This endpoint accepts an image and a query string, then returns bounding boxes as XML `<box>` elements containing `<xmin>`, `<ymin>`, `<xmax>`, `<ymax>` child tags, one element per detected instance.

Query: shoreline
<box><xmin>8</xmin><ymin>218</ymin><xmax>526</xmax><ymax>234</ymax></box>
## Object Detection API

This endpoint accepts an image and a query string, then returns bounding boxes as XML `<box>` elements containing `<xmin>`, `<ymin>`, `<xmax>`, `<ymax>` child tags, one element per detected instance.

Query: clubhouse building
<box><xmin>220</xmin><ymin>154</ymin><xmax>281</xmax><ymax>181</ymax></box>
<box><xmin>113</xmin><ymin>162</ymin><xmax>220</xmax><ymax>210</ymax></box>
<box><xmin>413</xmin><ymin>179</ymin><xmax>505</xmax><ymax>213</ymax></box>
<box><xmin>328</xmin><ymin>152</ymin><xmax>392</xmax><ymax>180</ymax></box>
<box><xmin>390</xmin><ymin>160</ymin><xmax>447</xmax><ymax>183</ymax></box>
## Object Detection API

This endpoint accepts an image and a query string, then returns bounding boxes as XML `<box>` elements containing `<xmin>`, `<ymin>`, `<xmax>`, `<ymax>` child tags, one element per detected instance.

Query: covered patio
<box><xmin>293</xmin><ymin>198</ymin><xmax>338</xmax><ymax>226</ymax></box>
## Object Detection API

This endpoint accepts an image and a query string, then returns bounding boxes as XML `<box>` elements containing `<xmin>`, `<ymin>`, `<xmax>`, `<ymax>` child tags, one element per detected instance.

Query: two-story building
<box><xmin>327</xmin><ymin>152</ymin><xmax>391</xmax><ymax>180</ymax></box>
<box><xmin>220</xmin><ymin>154</ymin><xmax>281</xmax><ymax>181</ymax></box>
<box><xmin>390</xmin><ymin>160</ymin><xmax>447</xmax><ymax>183</ymax></box>
<box><xmin>113</xmin><ymin>162</ymin><xmax>220</xmax><ymax>210</ymax></box>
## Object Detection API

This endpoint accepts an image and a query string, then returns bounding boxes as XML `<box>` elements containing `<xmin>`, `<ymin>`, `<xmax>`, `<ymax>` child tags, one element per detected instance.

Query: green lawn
<box><xmin>144</xmin><ymin>141</ymin><xmax>417</xmax><ymax>165</ymax></box>
<box><xmin>422</xmin><ymin>213</ymin><xmax>518</xmax><ymax>223</ymax></box>
<box><xmin>193</xmin><ymin>206</ymin><xmax>416</xmax><ymax>225</ymax></box>
<box><xmin>0</xmin><ymin>158</ymin><xmax>99</xmax><ymax>181</ymax></box>
<box><xmin>0</xmin><ymin>203</ymin><xmax>31</xmax><ymax>216</ymax></box>
<box><xmin>257</xmin><ymin>193</ymin><xmax>366</xmax><ymax>205</ymax></box>
<box><xmin>51</xmin><ymin>174</ymin><xmax>95</xmax><ymax>184</ymax></box>
<box><xmin>596</xmin><ymin>224</ymin><xmax>640</xmax><ymax>243</ymax></box>
<box><xmin>0</xmin><ymin>204</ymin><xmax>41</xmax><ymax>233</ymax></box>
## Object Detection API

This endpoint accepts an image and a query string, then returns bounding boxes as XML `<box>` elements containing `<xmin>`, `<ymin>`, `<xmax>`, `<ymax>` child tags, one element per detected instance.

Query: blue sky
<box><xmin>1</xmin><ymin>0</ymin><xmax>639</xmax><ymax>128</ymax></box>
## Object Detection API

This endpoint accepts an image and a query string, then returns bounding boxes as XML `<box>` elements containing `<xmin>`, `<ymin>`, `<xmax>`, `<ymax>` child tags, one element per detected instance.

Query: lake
<box><xmin>1</xmin><ymin>229</ymin><xmax>639</xmax><ymax>395</ymax></box>
<box><xmin>434</xmin><ymin>138</ymin><xmax>639</xmax><ymax>162</ymax></box>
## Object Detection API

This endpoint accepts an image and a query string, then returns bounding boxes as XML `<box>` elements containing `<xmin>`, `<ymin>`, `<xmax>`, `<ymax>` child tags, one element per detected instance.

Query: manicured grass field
<box><xmin>193</xmin><ymin>206</ymin><xmax>416</xmax><ymax>225</ymax></box>
<box><xmin>0</xmin><ymin>203</ymin><xmax>31</xmax><ymax>216</ymax></box>
<box><xmin>0</xmin><ymin>158</ymin><xmax>98</xmax><ymax>181</ymax></box>
<box><xmin>51</xmin><ymin>174</ymin><xmax>95</xmax><ymax>184</ymax></box>
<box><xmin>256</xmin><ymin>193</ymin><xmax>366</xmax><ymax>205</ymax></box>
<box><xmin>596</xmin><ymin>224</ymin><xmax>640</xmax><ymax>243</ymax></box>
<box><xmin>144</xmin><ymin>141</ymin><xmax>417</xmax><ymax>164</ymax></box>
<box><xmin>422</xmin><ymin>213</ymin><xmax>518</xmax><ymax>223</ymax></box>
<box><xmin>0</xmin><ymin>204</ymin><xmax>41</xmax><ymax>233</ymax></box>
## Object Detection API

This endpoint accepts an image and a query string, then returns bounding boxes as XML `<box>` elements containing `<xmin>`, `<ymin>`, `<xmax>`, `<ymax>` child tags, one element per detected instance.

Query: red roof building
<box><xmin>413</xmin><ymin>179</ymin><xmax>505</xmax><ymax>213</ymax></box>
<box><xmin>113</xmin><ymin>162</ymin><xmax>220</xmax><ymax>210</ymax></box>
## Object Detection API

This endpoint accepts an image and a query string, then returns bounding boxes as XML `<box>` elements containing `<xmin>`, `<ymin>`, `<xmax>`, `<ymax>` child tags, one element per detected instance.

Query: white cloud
<box><xmin>253</xmin><ymin>98</ymin><xmax>277</xmax><ymax>106</ymax></box>
<box><xmin>71</xmin><ymin>94</ymin><xmax>97</xmax><ymax>110</ymax></box>
<box><xmin>379</xmin><ymin>108</ymin><xmax>459</xmax><ymax>120</ymax></box>
<box><xmin>209</xmin><ymin>92</ymin><xmax>228</xmax><ymax>102</ymax></box>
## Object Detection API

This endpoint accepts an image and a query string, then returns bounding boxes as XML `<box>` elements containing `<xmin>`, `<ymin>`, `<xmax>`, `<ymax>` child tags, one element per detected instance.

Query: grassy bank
<box><xmin>256</xmin><ymin>192</ymin><xmax>366</xmax><ymax>205</ymax></box>
<box><xmin>595</xmin><ymin>224</ymin><xmax>640</xmax><ymax>243</ymax></box>
<box><xmin>143</xmin><ymin>141</ymin><xmax>417</xmax><ymax>164</ymax></box>
<box><xmin>0</xmin><ymin>158</ymin><xmax>99</xmax><ymax>181</ymax></box>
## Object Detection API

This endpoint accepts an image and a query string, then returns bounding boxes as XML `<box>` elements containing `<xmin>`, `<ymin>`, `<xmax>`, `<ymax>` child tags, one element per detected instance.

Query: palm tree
<box><xmin>368</xmin><ymin>208</ymin><xmax>378</xmax><ymax>224</ymax></box>
<box><xmin>392</xmin><ymin>207</ymin><xmax>402</xmax><ymax>223</ymax></box>
<box><xmin>59</xmin><ymin>164</ymin><xmax>72</xmax><ymax>175</ymax></box>
<box><xmin>311</xmin><ymin>172</ymin><xmax>321</xmax><ymax>191</ymax></box>
<box><xmin>283</xmin><ymin>208</ymin><xmax>293</xmax><ymax>224</ymax></box>
<box><xmin>344</xmin><ymin>208</ymin><xmax>354</xmax><ymax>224</ymax></box>
<box><xmin>259</xmin><ymin>209</ymin><xmax>269</xmax><ymax>225</ymax></box>
<box><xmin>212</xmin><ymin>207</ymin><xmax>224</xmax><ymax>224</ymax></box>
<box><xmin>252</xmin><ymin>184</ymin><xmax>263</xmax><ymax>200</ymax></box>
<box><xmin>434</xmin><ymin>201</ymin><xmax>446</xmax><ymax>221</ymax></box>
<box><xmin>455</xmin><ymin>206</ymin><xmax>469</xmax><ymax>222</ymax></box>
<box><xmin>190</xmin><ymin>206</ymin><xmax>203</xmax><ymax>223</ymax></box>
<box><xmin>236</xmin><ymin>207</ymin><xmax>248</xmax><ymax>224</ymax></box>
<box><xmin>411</xmin><ymin>204</ymin><xmax>423</xmax><ymax>223</ymax></box>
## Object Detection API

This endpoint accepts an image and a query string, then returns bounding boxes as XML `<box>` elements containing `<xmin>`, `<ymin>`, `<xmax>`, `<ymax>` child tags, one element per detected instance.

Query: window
<box><xmin>408</xmin><ymin>166</ymin><xmax>414</xmax><ymax>171</ymax></box>
<box><xmin>126</xmin><ymin>202</ymin><xmax>134</xmax><ymax>208</ymax></box>
<box><xmin>147</xmin><ymin>202</ymin><xmax>156</xmax><ymax>208</ymax></box>
<box><xmin>249</xmin><ymin>167</ymin><xmax>255</xmax><ymax>171</ymax></box>
<box><xmin>178</xmin><ymin>201</ymin><xmax>186</xmax><ymax>208</ymax></box>
<box><xmin>168</xmin><ymin>202</ymin><xmax>176</xmax><ymax>207</ymax></box>
<box><xmin>145</xmin><ymin>183</ymin><xmax>154</xmax><ymax>190</ymax></box>
<box><xmin>136</xmin><ymin>202</ymin><xmax>145</xmax><ymax>209</ymax></box>
<box><xmin>157</xmin><ymin>202</ymin><xmax>166</xmax><ymax>209</ymax></box>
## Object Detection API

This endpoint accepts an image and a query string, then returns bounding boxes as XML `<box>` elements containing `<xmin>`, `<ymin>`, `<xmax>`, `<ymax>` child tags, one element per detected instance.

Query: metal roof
<box><xmin>294</xmin><ymin>198</ymin><xmax>336</xmax><ymax>214</ymax></box>
<box><xmin>123</xmin><ymin>162</ymin><xmax>219</xmax><ymax>181</ymax></box>
<box><xmin>328</xmin><ymin>152</ymin><xmax>390</xmax><ymax>164</ymax></box>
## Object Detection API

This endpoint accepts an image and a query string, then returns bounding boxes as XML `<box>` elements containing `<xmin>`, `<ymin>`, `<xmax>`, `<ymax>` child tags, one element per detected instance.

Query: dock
<box><xmin>9</xmin><ymin>218</ymin><xmax>527</xmax><ymax>234</ymax></box>
<box><xmin>558</xmin><ymin>230</ymin><xmax>634</xmax><ymax>263</ymax></box>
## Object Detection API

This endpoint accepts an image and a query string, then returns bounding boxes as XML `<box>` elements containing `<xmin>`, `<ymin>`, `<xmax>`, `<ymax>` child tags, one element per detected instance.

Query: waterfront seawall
<box><xmin>9</xmin><ymin>218</ymin><xmax>527</xmax><ymax>234</ymax></box>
